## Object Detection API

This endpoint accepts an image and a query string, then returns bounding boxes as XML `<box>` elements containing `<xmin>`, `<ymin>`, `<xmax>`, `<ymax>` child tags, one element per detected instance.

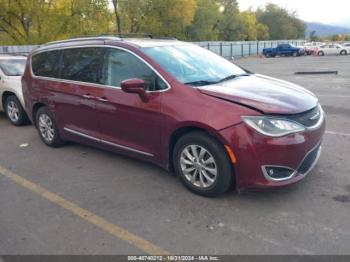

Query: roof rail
<box><xmin>43</xmin><ymin>33</ymin><xmax>178</xmax><ymax>46</ymax></box>
<box><xmin>43</xmin><ymin>36</ymin><xmax>121</xmax><ymax>46</ymax></box>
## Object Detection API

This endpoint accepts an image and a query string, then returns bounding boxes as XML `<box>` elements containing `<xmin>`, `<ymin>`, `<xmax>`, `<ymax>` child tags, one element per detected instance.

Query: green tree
<box><xmin>118</xmin><ymin>0</ymin><xmax>148</xmax><ymax>34</ymax></box>
<box><xmin>218</xmin><ymin>0</ymin><xmax>244</xmax><ymax>40</ymax></box>
<box><xmin>240</xmin><ymin>11</ymin><xmax>257</xmax><ymax>40</ymax></box>
<box><xmin>256</xmin><ymin>3</ymin><xmax>305</xmax><ymax>40</ymax></box>
<box><xmin>0</xmin><ymin>0</ymin><xmax>112</xmax><ymax>45</ymax></box>
<box><xmin>309</xmin><ymin>30</ymin><xmax>319</xmax><ymax>41</ymax></box>
<box><xmin>256</xmin><ymin>23</ymin><xmax>269</xmax><ymax>40</ymax></box>
<box><xmin>186</xmin><ymin>0</ymin><xmax>222</xmax><ymax>41</ymax></box>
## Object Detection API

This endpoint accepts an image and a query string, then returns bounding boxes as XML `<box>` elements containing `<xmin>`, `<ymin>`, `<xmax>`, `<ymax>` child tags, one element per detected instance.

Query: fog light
<box><xmin>262</xmin><ymin>166</ymin><xmax>295</xmax><ymax>181</ymax></box>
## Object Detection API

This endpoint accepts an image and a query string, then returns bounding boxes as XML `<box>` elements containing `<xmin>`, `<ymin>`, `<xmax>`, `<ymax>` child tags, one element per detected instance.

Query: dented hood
<box><xmin>197</xmin><ymin>74</ymin><xmax>318</xmax><ymax>114</ymax></box>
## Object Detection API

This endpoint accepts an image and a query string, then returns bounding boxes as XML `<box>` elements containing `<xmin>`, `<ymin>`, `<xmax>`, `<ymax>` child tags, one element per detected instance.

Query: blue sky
<box><xmin>238</xmin><ymin>0</ymin><xmax>350</xmax><ymax>27</ymax></box>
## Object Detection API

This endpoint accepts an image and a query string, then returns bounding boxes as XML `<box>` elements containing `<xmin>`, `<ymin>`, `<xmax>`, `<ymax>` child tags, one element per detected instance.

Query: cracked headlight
<box><xmin>242</xmin><ymin>116</ymin><xmax>305</xmax><ymax>137</ymax></box>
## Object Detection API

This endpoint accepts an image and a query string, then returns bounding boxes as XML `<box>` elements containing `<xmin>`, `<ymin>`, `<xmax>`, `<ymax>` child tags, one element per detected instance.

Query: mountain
<box><xmin>306</xmin><ymin>22</ymin><xmax>350</xmax><ymax>36</ymax></box>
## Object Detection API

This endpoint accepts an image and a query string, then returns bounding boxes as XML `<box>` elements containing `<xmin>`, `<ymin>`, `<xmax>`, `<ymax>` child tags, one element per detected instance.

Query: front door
<box><xmin>95</xmin><ymin>47</ymin><xmax>169</xmax><ymax>159</ymax></box>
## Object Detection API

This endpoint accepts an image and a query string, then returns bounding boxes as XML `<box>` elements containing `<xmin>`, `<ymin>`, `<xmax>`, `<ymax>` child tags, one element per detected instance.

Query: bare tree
<box><xmin>111</xmin><ymin>0</ymin><xmax>121</xmax><ymax>35</ymax></box>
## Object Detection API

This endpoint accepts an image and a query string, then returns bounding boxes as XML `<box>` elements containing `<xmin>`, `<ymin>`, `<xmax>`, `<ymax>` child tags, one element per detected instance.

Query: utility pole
<box><xmin>111</xmin><ymin>0</ymin><xmax>121</xmax><ymax>35</ymax></box>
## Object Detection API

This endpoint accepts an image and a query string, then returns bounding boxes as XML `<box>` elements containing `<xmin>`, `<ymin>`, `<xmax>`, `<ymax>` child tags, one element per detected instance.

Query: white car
<box><xmin>303</xmin><ymin>42</ymin><xmax>323</xmax><ymax>54</ymax></box>
<box><xmin>0</xmin><ymin>55</ymin><xmax>29</xmax><ymax>125</ymax></box>
<box><xmin>317</xmin><ymin>44</ymin><xmax>348</xmax><ymax>56</ymax></box>
<box><xmin>340</xmin><ymin>43</ymin><xmax>350</xmax><ymax>54</ymax></box>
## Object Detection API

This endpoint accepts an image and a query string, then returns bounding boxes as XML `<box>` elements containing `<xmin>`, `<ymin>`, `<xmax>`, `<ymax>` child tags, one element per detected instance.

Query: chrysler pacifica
<box><xmin>22</xmin><ymin>37</ymin><xmax>325</xmax><ymax>197</ymax></box>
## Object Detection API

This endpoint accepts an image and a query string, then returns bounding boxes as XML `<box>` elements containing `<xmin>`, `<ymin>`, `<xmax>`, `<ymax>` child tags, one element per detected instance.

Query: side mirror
<box><xmin>121</xmin><ymin>78</ymin><xmax>150</xmax><ymax>102</ymax></box>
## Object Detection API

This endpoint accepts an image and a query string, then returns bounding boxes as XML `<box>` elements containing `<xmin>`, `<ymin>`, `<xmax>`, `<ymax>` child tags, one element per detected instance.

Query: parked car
<box><xmin>22</xmin><ymin>37</ymin><xmax>325</xmax><ymax>197</ymax></box>
<box><xmin>340</xmin><ymin>43</ymin><xmax>350</xmax><ymax>54</ymax></box>
<box><xmin>0</xmin><ymin>55</ymin><xmax>29</xmax><ymax>125</ymax></box>
<box><xmin>263</xmin><ymin>43</ymin><xmax>305</xmax><ymax>57</ymax></box>
<box><xmin>303</xmin><ymin>42</ymin><xmax>323</xmax><ymax>55</ymax></box>
<box><xmin>317</xmin><ymin>44</ymin><xmax>348</xmax><ymax>56</ymax></box>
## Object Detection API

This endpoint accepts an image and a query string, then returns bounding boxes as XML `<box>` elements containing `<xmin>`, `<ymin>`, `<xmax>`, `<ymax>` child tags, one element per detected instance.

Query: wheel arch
<box><xmin>31</xmin><ymin>102</ymin><xmax>47</xmax><ymax>126</ymax></box>
<box><xmin>167</xmin><ymin>124</ymin><xmax>233</xmax><ymax>172</ymax></box>
<box><xmin>1</xmin><ymin>91</ymin><xmax>17</xmax><ymax>109</ymax></box>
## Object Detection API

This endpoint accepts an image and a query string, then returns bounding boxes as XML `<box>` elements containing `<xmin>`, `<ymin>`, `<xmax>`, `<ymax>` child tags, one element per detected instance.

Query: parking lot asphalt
<box><xmin>1</xmin><ymin>55</ymin><xmax>350</xmax><ymax>255</ymax></box>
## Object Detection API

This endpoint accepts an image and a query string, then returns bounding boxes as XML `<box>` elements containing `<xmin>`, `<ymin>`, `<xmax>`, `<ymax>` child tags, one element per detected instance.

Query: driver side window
<box><xmin>103</xmin><ymin>48</ymin><xmax>167</xmax><ymax>91</ymax></box>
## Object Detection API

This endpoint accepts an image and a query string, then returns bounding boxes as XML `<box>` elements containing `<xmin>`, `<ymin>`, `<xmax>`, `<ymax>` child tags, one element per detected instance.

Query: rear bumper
<box><xmin>219</xmin><ymin>117</ymin><xmax>326</xmax><ymax>191</ymax></box>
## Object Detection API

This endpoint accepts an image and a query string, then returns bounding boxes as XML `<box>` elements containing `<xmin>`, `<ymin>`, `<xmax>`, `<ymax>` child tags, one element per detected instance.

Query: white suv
<box><xmin>0</xmin><ymin>55</ymin><xmax>29</xmax><ymax>125</ymax></box>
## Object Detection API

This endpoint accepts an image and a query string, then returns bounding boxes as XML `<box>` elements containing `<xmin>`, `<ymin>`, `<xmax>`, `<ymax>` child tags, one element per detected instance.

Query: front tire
<box><xmin>36</xmin><ymin>106</ymin><xmax>64</xmax><ymax>147</ymax></box>
<box><xmin>4</xmin><ymin>95</ymin><xmax>29</xmax><ymax>126</ymax></box>
<box><xmin>318</xmin><ymin>51</ymin><xmax>325</xmax><ymax>56</ymax></box>
<box><xmin>173</xmin><ymin>131</ymin><xmax>234</xmax><ymax>197</ymax></box>
<box><xmin>340</xmin><ymin>50</ymin><xmax>347</xmax><ymax>55</ymax></box>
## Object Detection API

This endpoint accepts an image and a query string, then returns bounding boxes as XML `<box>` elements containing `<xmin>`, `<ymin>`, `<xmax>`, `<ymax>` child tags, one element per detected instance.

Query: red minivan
<box><xmin>22</xmin><ymin>37</ymin><xmax>325</xmax><ymax>197</ymax></box>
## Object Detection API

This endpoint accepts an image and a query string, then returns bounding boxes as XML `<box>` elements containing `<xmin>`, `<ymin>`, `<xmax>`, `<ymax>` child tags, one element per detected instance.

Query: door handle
<box><xmin>82</xmin><ymin>94</ymin><xmax>94</xmax><ymax>99</ymax></box>
<box><xmin>97</xmin><ymin>97</ymin><xmax>109</xmax><ymax>103</ymax></box>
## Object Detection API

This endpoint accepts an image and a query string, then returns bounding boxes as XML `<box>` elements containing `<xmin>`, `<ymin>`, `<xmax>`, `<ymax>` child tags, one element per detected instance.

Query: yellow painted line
<box><xmin>0</xmin><ymin>165</ymin><xmax>170</xmax><ymax>255</ymax></box>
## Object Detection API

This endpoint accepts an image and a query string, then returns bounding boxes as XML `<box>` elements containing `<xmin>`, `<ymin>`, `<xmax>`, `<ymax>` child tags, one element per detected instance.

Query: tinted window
<box><xmin>32</xmin><ymin>51</ymin><xmax>61</xmax><ymax>78</ymax></box>
<box><xmin>61</xmin><ymin>47</ymin><xmax>104</xmax><ymax>84</ymax></box>
<box><xmin>103</xmin><ymin>48</ymin><xmax>167</xmax><ymax>91</ymax></box>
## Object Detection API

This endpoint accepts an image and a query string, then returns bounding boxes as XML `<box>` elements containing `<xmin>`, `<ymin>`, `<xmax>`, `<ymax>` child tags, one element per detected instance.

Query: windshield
<box><xmin>0</xmin><ymin>59</ymin><xmax>27</xmax><ymax>76</ymax></box>
<box><xmin>142</xmin><ymin>44</ymin><xmax>247</xmax><ymax>86</ymax></box>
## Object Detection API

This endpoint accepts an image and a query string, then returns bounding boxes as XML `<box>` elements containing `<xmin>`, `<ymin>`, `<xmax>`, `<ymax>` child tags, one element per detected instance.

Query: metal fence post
<box><xmin>220</xmin><ymin>42</ymin><xmax>223</xmax><ymax>57</ymax></box>
<box><xmin>207</xmin><ymin>42</ymin><xmax>210</xmax><ymax>50</ymax></box>
<box><xmin>249</xmin><ymin>43</ymin><xmax>251</xmax><ymax>56</ymax></box>
<box><xmin>230</xmin><ymin>43</ymin><xmax>233</xmax><ymax>58</ymax></box>
<box><xmin>257</xmin><ymin>41</ymin><xmax>259</xmax><ymax>56</ymax></box>
<box><xmin>241</xmin><ymin>44</ymin><xmax>243</xmax><ymax>57</ymax></box>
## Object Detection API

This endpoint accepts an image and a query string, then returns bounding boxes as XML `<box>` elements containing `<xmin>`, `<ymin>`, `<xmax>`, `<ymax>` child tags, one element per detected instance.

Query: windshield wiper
<box><xmin>217</xmin><ymin>73</ymin><xmax>251</xmax><ymax>83</ymax></box>
<box><xmin>184</xmin><ymin>80</ymin><xmax>218</xmax><ymax>86</ymax></box>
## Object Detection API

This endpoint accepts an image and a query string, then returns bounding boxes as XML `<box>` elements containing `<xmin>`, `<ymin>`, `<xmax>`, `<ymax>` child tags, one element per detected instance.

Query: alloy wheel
<box><xmin>38</xmin><ymin>113</ymin><xmax>55</xmax><ymax>143</ymax></box>
<box><xmin>180</xmin><ymin>145</ymin><xmax>218</xmax><ymax>188</ymax></box>
<box><xmin>7</xmin><ymin>100</ymin><xmax>20</xmax><ymax>123</ymax></box>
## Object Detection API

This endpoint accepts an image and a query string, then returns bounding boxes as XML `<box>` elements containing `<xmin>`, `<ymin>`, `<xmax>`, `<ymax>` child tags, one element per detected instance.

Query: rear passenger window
<box><xmin>32</xmin><ymin>50</ymin><xmax>61</xmax><ymax>78</ymax></box>
<box><xmin>103</xmin><ymin>48</ymin><xmax>167</xmax><ymax>91</ymax></box>
<box><xmin>61</xmin><ymin>47</ymin><xmax>104</xmax><ymax>84</ymax></box>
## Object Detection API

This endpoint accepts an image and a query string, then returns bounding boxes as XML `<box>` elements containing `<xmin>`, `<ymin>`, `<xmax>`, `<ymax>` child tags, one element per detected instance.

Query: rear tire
<box><xmin>173</xmin><ymin>131</ymin><xmax>234</xmax><ymax>197</ymax></box>
<box><xmin>340</xmin><ymin>50</ymin><xmax>347</xmax><ymax>55</ymax></box>
<box><xmin>4</xmin><ymin>95</ymin><xmax>29</xmax><ymax>126</ymax></box>
<box><xmin>318</xmin><ymin>51</ymin><xmax>324</xmax><ymax>56</ymax></box>
<box><xmin>36</xmin><ymin>106</ymin><xmax>64</xmax><ymax>147</ymax></box>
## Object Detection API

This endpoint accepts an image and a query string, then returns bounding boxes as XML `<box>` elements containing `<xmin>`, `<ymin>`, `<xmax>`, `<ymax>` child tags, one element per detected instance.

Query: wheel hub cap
<box><xmin>7</xmin><ymin>101</ymin><xmax>19</xmax><ymax>122</ymax></box>
<box><xmin>180</xmin><ymin>145</ymin><xmax>218</xmax><ymax>188</ymax></box>
<box><xmin>38</xmin><ymin>114</ymin><xmax>55</xmax><ymax>143</ymax></box>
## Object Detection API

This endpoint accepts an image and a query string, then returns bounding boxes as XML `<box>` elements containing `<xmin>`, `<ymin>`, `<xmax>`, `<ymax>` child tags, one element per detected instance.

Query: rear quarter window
<box><xmin>31</xmin><ymin>50</ymin><xmax>61</xmax><ymax>78</ymax></box>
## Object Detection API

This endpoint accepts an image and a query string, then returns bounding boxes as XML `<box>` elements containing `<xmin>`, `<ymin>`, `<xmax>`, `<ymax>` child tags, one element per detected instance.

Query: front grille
<box><xmin>298</xmin><ymin>145</ymin><xmax>321</xmax><ymax>174</ymax></box>
<box><xmin>285</xmin><ymin>105</ymin><xmax>321</xmax><ymax>127</ymax></box>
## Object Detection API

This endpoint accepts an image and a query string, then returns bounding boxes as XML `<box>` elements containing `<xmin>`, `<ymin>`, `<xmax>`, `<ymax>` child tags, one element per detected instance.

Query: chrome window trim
<box><xmin>261</xmin><ymin>143</ymin><xmax>322</xmax><ymax>182</ymax></box>
<box><xmin>30</xmin><ymin>45</ymin><xmax>171</xmax><ymax>93</ymax></box>
<box><xmin>64</xmin><ymin>127</ymin><xmax>154</xmax><ymax>157</ymax></box>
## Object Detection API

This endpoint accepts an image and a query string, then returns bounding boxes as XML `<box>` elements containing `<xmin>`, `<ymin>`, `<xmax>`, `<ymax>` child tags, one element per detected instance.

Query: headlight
<box><xmin>242</xmin><ymin>116</ymin><xmax>305</xmax><ymax>137</ymax></box>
